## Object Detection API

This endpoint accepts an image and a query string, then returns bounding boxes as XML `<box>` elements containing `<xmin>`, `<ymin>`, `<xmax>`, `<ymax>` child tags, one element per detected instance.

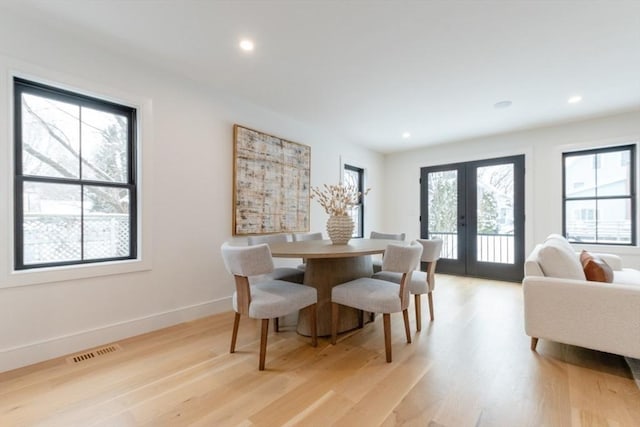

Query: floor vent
<box><xmin>67</xmin><ymin>344</ymin><xmax>122</xmax><ymax>364</ymax></box>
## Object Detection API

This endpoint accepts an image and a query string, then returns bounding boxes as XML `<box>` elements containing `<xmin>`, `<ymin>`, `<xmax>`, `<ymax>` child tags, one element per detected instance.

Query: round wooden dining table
<box><xmin>268</xmin><ymin>238</ymin><xmax>399</xmax><ymax>336</ymax></box>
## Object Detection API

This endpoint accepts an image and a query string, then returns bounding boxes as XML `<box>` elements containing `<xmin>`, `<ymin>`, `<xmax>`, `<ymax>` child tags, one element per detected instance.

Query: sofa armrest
<box><xmin>523</xmin><ymin>276</ymin><xmax>640</xmax><ymax>359</ymax></box>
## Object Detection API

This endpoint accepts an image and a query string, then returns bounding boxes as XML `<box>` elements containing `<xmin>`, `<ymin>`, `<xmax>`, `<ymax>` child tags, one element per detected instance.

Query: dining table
<box><xmin>268</xmin><ymin>238</ymin><xmax>400</xmax><ymax>336</ymax></box>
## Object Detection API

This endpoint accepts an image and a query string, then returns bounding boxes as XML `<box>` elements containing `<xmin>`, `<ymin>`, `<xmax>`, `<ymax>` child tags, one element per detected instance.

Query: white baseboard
<box><xmin>0</xmin><ymin>297</ymin><xmax>232</xmax><ymax>373</ymax></box>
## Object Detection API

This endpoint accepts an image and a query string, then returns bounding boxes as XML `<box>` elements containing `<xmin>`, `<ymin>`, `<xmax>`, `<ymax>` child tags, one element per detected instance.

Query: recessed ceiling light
<box><xmin>402</xmin><ymin>132</ymin><xmax>411</xmax><ymax>139</ymax></box>
<box><xmin>568</xmin><ymin>95</ymin><xmax>582</xmax><ymax>104</ymax></box>
<box><xmin>494</xmin><ymin>100</ymin><xmax>512</xmax><ymax>109</ymax></box>
<box><xmin>239</xmin><ymin>39</ymin><xmax>254</xmax><ymax>52</ymax></box>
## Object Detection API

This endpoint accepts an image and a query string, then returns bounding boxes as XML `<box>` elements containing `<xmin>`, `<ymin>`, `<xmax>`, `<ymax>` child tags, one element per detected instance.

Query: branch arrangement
<box><xmin>310</xmin><ymin>183</ymin><xmax>371</xmax><ymax>216</ymax></box>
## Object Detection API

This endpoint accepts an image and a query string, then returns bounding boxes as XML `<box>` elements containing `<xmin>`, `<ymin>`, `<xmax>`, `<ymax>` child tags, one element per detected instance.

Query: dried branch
<box><xmin>311</xmin><ymin>183</ymin><xmax>370</xmax><ymax>216</ymax></box>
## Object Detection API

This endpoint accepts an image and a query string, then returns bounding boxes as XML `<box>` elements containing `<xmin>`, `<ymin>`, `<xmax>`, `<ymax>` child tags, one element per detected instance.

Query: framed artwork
<box><xmin>232</xmin><ymin>124</ymin><xmax>311</xmax><ymax>235</ymax></box>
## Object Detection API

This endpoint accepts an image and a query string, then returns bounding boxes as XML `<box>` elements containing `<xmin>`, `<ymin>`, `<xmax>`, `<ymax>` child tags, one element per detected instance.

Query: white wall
<box><xmin>383</xmin><ymin>111</ymin><xmax>640</xmax><ymax>269</ymax></box>
<box><xmin>0</xmin><ymin>12</ymin><xmax>384</xmax><ymax>372</ymax></box>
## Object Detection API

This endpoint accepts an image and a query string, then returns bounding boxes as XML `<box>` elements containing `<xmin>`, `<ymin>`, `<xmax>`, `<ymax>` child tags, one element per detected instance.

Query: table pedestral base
<box><xmin>297</xmin><ymin>255</ymin><xmax>373</xmax><ymax>337</ymax></box>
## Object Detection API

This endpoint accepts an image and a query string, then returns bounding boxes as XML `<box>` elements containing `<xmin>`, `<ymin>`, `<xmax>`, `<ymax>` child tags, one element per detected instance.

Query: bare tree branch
<box><xmin>21</xmin><ymin>98</ymin><xmax>128</xmax><ymax>213</ymax></box>
<box><xmin>23</xmin><ymin>99</ymin><xmax>114</xmax><ymax>182</ymax></box>
<box><xmin>23</xmin><ymin>144</ymin><xmax>75</xmax><ymax>178</ymax></box>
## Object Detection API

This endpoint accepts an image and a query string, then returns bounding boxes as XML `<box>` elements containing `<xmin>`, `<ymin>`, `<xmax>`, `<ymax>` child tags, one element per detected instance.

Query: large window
<box><xmin>343</xmin><ymin>164</ymin><xmax>364</xmax><ymax>238</ymax></box>
<box><xmin>14</xmin><ymin>78</ymin><xmax>137</xmax><ymax>270</ymax></box>
<box><xmin>563</xmin><ymin>144</ymin><xmax>636</xmax><ymax>245</ymax></box>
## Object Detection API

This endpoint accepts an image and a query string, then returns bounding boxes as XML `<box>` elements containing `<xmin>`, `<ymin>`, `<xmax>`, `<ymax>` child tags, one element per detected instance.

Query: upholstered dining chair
<box><xmin>331</xmin><ymin>242</ymin><xmax>423</xmax><ymax>362</ymax></box>
<box><xmin>247</xmin><ymin>234</ymin><xmax>304</xmax><ymax>284</ymax></box>
<box><xmin>247</xmin><ymin>234</ymin><xmax>291</xmax><ymax>245</ymax></box>
<box><xmin>292</xmin><ymin>232</ymin><xmax>323</xmax><ymax>242</ymax></box>
<box><xmin>221</xmin><ymin>242</ymin><xmax>318</xmax><ymax>370</ymax></box>
<box><xmin>373</xmin><ymin>238</ymin><xmax>443</xmax><ymax>331</ymax></box>
<box><xmin>370</xmin><ymin>231</ymin><xmax>406</xmax><ymax>273</ymax></box>
<box><xmin>292</xmin><ymin>232</ymin><xmax>323</xmax><ymax>271</ymax></box>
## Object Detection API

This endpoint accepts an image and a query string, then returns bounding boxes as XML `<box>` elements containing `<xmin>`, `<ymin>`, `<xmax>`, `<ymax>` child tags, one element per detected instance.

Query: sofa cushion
<box><xmin>537</xmin><ymin>238</ymin><xmax>586</xmax><ymax>280</ymax></box>
<box><xmin>545</xmin><ymin>234</ymin><xmax>576</xmax><ymax>254</ymax></box>
<box><xmin>613</xmin><ymin>268</ymin><xmax>640</xmax><ymax>286</ymax></box>
<box><xmin>580</xmin><ymin>250</ymin><xmax>614</xmax><ymax>283</ymax></box>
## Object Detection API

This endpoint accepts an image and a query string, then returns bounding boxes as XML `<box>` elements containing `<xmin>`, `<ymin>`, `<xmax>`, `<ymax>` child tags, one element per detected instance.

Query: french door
<box><xmin>420</xmin><ymin>155</ymin><xmax>525</xmax><ymax>282</ymax></box>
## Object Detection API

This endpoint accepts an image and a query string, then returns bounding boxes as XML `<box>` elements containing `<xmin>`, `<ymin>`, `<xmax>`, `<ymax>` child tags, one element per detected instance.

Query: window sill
<box><xmin>1</xmin><ymin>257</ymin><xmax>151</xmax><ymax>289</ymax></box>
<box><xmin>572</xmin><ymin>243</ymin><xmax>640</xmax><ymax>256</ymax></box>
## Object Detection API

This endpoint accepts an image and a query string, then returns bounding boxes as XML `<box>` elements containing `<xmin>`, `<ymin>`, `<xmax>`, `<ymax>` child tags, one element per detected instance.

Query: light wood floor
<box><xmin>1</xmin><ymin>275</ymin><xmax>639</xmax><ymax>426</ymax></box>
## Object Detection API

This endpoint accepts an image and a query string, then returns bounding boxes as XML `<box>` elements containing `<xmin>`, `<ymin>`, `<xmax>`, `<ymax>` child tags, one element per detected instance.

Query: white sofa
<box><xmin>523</xmin><ymin>234</ymin><xmax>640</xmax><ymax>359</ymax></box>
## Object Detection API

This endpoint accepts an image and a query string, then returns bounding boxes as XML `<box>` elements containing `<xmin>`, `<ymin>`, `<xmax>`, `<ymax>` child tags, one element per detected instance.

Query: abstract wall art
<box><xmin>232</xmin><ymin>124</ymin><xmax>310</xmax><ymax>235</ymax></box>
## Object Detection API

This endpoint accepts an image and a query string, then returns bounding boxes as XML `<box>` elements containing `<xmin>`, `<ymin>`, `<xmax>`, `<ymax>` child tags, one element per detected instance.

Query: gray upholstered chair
<box><xmin>373</xmin><ymin>238</ymin><xmax>443</xmax><ymax>331</ymax></box>
<box><xmin>247</xmin><ymin>234</ymin><xmax>304</xmax><ymax>284</ymax></box>
<box><xmin>221</xmin><ymin>242</ymin><xmax>318</xmax><ymax>370</ymax></box>
<box><xmin>331</xmin><ymin>242</ymin><xmax>423</xmax><ymax>362</ymax></box>
<box><xmin>247</xmin><ymin>234</ymin><xmax>291</xmax><ymax>245</ymax></box>
<box><xmin>292</xmin><ymin>232</ymin><xmax>323</xmax><ymax>271</ymax></box>
<box><xmin>292</xmin><ymin>232</ymin><xmax>323</xmax><ymax>242</ymax></box>
<box><xmin>370</xmin><ymin>231</ymin><xmax>406</xmax><ymax>273</ymax></box>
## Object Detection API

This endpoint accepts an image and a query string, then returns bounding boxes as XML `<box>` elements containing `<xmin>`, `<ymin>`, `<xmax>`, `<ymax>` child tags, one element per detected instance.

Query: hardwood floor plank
<box><xmin>0</xmin><ymin>275</ymin><xmax>638</xmax><ymax>426</ymax></box>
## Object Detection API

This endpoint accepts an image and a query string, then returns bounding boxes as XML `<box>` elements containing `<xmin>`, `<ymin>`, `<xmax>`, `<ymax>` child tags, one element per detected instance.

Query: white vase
<box><xmin>327</xmin><ymin>215</ymin><xmax>354</xmax><ymax>245</ymax></box>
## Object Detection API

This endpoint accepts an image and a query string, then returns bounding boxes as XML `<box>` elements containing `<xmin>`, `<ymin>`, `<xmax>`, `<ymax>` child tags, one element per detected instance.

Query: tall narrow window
<box><xmin>14</xmin><ymin>78</ymin><xmax>137</xmax><ymax>269</ymax></box>
<box><xmin>563</xmin><ymin>144</ymin><xmax>636</xmax><ymax>245</ymax></box>
<box><xmin>343</xmin><ymin>164</ymin><xmax>364</xmax><ymax>238</ymax></box>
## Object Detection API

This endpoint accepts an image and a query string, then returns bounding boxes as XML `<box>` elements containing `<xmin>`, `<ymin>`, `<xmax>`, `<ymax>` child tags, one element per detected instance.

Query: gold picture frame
<box><xmin>232</xmin><ymin>124</ymin><xmax>311</xmax><ymax>235</ymax></box>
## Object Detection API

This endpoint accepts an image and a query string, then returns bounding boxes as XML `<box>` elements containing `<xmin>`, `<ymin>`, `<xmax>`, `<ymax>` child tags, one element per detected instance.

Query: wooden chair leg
<box><xmin>414</xmin><ymin>294</ymin><xmax>422</xmax><ymax>332</ymax></box>
<box><xmin>383</xmin><ymin>313</ymin><xmax>392</xmax><ymax>363</ymax></box>
<box><xmin>331</xmin><ymin>303</ymin><xmax>339</xmax><ymax>345</ymax></box>
<box><xmin>428</xmin><ymin>291</ymin><xmax>434</xmax><ymax>321</ymax></box>
<box><xmin>273</xmin><ymin>317</ymin><xmax>279</xmax><ymax>333</ymax></box>
<box><xmin>310</xmin><ymin>304</ymin><xmax>318</xmax><ymax>347</ymax></box>
<box><xmin>259</xmin><ymin>319</ymin><xmax>269</xmax><ymax>371</ymax></box>
<box><xmin>402</xmin><ymin>309</ymin><xmax>412</xmax><ymax>344</ymax></box>
<box><xmin>530</xmin><ymin>337</ymin><xmax>539</xmax><ymax>351</ymax></box>
<box><xmin>230</xmin><ymin>312</ymin><xmax>241</xmax><ymax>353</ymax></box>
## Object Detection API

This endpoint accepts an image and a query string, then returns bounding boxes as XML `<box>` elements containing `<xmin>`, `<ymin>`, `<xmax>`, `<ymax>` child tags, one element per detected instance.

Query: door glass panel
<box><xmin>476</xmin><ymin>164</ymin><xmax>514</xmax><ymax>264</ymax></box>
<box><xmin>428</xmin><ymin>170</ymin><xmax>457</xmax><ymax>259</ymax></box>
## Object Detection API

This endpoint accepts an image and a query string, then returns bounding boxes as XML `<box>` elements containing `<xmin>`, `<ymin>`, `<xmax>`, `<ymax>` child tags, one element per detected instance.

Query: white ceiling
<box><xmin>4</xmin><ymin>0</ymin><xmax>640</xmax><ymax>153</ymax></box>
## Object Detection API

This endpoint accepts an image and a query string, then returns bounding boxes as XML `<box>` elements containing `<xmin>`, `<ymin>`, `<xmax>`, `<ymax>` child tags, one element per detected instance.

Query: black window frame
<box><xmin>14</xmin><ymin>77</ymin><xmax>137</xmax><ymax>270</ymax></box>
<box><xmin>343</xmin><ymin>164</ymin><xmax>365</xmax><ymax>238</ymax></box>
<box><xmin>562</xmin><ymin>144</ymin><xmax>636</xmax><ymax>246</ymax></box>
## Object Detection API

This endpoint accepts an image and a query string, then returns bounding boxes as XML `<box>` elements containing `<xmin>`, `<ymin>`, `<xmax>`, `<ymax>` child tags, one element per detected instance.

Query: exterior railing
<box><xmin>566</xmin><ymin>220</ymin><xmax>631</xmax><ymax>244</ymax></box>
<box><xmin>429</xmin><ymin>231</ymin><xmax>514</xmax><ymax>264</ymax></box>
<box><xmin>476</xmin><ymin>233</ymin><xmax>514</xmax><ymax>264</ymax></box>
<box><xmin>429</xmin><ymin>232</ymin><xmax>458</xmax><ymax>260</ymax></box>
